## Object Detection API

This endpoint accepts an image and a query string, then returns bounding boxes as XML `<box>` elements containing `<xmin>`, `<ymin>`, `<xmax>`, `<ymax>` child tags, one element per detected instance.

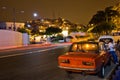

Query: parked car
<box><xmin>58</xmin><ymin>41</ymin><xmax>111</xmax><ymax>78</ymax></box>
<box><xmin>98</xmin><ymin>35</ymin><xmax>115</xmax><ymax>50</ymax></box>
<box><xmin>98</xmin><ymin>35</ymin><xmax>115</xmax><ymax>44</ymax></box>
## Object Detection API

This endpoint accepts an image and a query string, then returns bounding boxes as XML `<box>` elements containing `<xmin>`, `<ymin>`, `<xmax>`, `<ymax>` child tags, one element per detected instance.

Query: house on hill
<box><xmin>0</xmin><ymin>22</ymin><xmax>24</xmax><ymax>31</ymax></box>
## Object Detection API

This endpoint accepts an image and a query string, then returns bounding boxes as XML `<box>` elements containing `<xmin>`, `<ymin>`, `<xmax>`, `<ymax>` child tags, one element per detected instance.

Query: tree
<box><xmin>24</xmin><ymin>20</ymin><xmax>44</xmax><ymax>36</ymax></box>
<box><xmin>17</xmin><ymin>27</ymin><xmax>30</xmax><ymax>34</ymax></box>
<box><xmin>89</xmin><ymin>11</ymin><xmax>106</xmax><ymax>25</ymax></box>
<box><xmin>88</xmin><ymin>6</ymin><xmax>119</xmax><ymax>35</ymax></box>
<box><xmin>105</xmin><ymin>6</ymin><xmax>120</xmax><ymax>22</ymax></box>
<box><xmin>89</xmin><ymin>6</ymin><xmax>119</xmax><ymax>25</ymax></box>
<box><xmin>45</xmin><ymin>27</ymin><xmax>62</xmax><ymax>35</ymax></box>
<box><xmin>91</xmin><ymin>22</ymin><xmax>116</xmax><ymax>35</ymax></box>
<box><xmin>69</xmin><ymin>24</ymin><xmax>78</xmax><ymax>33</ymax></box>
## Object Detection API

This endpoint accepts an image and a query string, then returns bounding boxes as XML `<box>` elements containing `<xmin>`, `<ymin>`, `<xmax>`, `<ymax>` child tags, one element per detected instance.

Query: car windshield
<box><xmin>99</xmin><ymin>38</ymin><xmax>113</xmax><ymax>44</ymax></box>
<box><xmin>70</xmin><ymin>43</ymin><xmax>99</xmax><ymax>53</ymax></box>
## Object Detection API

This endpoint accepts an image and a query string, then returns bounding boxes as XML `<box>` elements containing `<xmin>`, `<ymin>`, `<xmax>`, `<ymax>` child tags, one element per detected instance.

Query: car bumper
<box><xmin>58</xmin><ymin>66</ymin><xmax>97</xmax><ymax>73</ymax></box>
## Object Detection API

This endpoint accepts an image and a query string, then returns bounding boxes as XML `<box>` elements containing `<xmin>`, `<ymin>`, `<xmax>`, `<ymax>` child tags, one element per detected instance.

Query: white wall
<box><xmin>0</xmin><ymin>30</ymin><xmax>29</xmax><ymax>49</ymax></box>
<box><xmin>22</xmin><ymin>33</ymin><xmax>29</xmax><ymax>46</ymax></box>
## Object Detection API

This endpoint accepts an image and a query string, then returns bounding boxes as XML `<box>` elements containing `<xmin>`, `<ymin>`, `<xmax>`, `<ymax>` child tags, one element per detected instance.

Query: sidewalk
<box><xmin>107</xmin><ymin>64</ymin><xmax>120</xmax><ymax>80</ymax></box>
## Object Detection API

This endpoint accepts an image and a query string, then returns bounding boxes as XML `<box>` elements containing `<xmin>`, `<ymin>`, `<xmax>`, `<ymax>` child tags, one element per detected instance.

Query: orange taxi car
<box><xmin>58</xmin><ymin>41</ymin><xmax>111</xmax><ymax>78</ymax></box>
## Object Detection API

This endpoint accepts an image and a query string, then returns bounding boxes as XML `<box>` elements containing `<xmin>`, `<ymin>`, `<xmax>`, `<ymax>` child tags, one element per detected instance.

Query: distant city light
<box><xmin>27</xmin><ymin>24</ymin><xmax>31</xmax><ymax>27</ymax></box>
<box><xmin>20</xmin><ymin>11</ymin><xmax>25</xmax><ymax>13</ymax></box>
<box><xmin>2</xmin><ymin>6</ymin><xmax>6</xmax><ymax>10</ymax></box>
<box><xmin>62</xmin><ymin>30</ymin><xmax>68</xmax><ymax>37</ymax></box>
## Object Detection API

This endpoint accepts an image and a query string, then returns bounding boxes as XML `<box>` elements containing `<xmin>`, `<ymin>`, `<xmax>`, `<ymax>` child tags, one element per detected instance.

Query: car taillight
<box><xmin>60</xmin><ymin>59</ymin><xmax>70</xmax><ymax>63</ymax></box>
<box><xmin>82</xmin><ymin>61</ymin><xmax>94</xmax><ymax>66</ymax></box>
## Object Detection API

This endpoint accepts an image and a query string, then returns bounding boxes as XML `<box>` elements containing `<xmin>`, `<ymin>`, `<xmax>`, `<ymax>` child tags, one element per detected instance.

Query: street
<box><xmin>0</xmin><ymin>43</ymin><xmax>116</xmax><ymax>80</ymax></box>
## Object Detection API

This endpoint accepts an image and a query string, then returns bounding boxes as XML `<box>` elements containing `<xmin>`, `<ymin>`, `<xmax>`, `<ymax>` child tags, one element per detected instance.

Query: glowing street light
<box><xmin>33</xmin><ymin>13</ymin><xmax>38</xmax><ymax>17</ymax></box>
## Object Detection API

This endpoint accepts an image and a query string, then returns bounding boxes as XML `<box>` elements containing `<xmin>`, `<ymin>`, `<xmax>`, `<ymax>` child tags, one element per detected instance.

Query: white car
<box><xmin>98</xmin><ymin>35</ymin><xmax>115</xmax><ymax>50</ymax></box>
<box><xmin>98</xmin><ymin>35</ymin><xmax>115</xmax><ymax>44</ymax></box>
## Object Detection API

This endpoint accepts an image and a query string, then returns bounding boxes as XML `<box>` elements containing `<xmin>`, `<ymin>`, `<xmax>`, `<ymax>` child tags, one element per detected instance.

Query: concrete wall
<box><xmin>22</xmin><ymin>33</ymin><xmax>29</xmax><ymax>46</ymax></box>
<box><xmin>0</xmin><ymin>30</ymin><xmax>29</xmax><ymax>49</ymax></box>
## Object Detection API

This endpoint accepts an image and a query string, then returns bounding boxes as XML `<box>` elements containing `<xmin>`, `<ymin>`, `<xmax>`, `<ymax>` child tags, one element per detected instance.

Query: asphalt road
<box><xmin>0</xmin><ymin>43</ymin><xmax>116</xmax><ymax>80</ymax></box>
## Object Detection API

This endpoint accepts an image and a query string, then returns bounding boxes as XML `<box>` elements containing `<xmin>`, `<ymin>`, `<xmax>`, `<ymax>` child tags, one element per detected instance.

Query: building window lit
<box><xmin>62</xmin><ymin>30</ymin><xmax>68</xmax><ymax>37</ymax></box>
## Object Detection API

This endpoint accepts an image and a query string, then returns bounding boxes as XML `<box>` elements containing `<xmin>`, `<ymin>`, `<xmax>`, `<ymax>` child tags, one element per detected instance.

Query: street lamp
<box><xmin>33</xmin><ymin>12</ymin><xmax>39</xmax><ymax>20</ymax></box>
<box><xmin>33</xmin><ymin>13</ymin><xmax>38</xmax><ymax>17</ymax></box>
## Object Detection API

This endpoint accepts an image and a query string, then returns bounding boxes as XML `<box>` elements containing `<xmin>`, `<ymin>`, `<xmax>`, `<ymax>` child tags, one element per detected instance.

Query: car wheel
<box><xmin>98</xmin><ymin>65</ymin><xmax>105</xmax><ymax>78</ymax></box>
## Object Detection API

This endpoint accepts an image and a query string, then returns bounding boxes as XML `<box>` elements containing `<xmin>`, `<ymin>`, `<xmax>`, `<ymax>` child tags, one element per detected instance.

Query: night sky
<box><xmin>0</xmin><ymin>0</ymin><xmax>119</xmax><ymax>25</ymax></box>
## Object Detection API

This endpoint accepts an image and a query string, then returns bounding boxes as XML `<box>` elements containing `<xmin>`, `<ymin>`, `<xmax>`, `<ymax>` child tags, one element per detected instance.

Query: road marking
<box><xmin>0</xmin><ymin>46</ymin><xmax>60</xmax><ymax>59</ymax></box>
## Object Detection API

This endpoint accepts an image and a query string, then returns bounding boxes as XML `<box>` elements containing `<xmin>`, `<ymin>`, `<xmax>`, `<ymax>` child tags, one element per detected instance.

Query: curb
<box><xmin>106</xmin><ymin>64</ymin><xmax>118</xmax><ymax>80</ymax></box>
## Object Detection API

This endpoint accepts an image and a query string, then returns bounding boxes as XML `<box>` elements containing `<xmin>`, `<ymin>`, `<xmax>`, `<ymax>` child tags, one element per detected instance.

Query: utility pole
<box><xmin>1</xmin><ymin>6</ymin><xmax>24</xmax><ymax>31</ymax></box>
<box><xmin>13</xmin><ymin>8</ymin><xmax>16</xmax><ymax>31</ymax></box>
<box><xmin>52</xmin><ymin>10</ymin><xmax>56</xmax><ymax>19</ymax></box>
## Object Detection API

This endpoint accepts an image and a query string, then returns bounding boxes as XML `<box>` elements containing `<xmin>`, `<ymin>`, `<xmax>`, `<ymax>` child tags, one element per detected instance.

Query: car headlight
<box><xmin>82</xmin><ymin>61</ymin><xmax>94</xmax><ymax>66</ymax></box>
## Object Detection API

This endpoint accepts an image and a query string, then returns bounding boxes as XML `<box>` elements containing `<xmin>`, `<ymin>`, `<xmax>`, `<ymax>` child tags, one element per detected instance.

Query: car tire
<box><xmin>98</xmin><ymin>65</ymin><xmax>105</xmax><ymax>78</ymax></box>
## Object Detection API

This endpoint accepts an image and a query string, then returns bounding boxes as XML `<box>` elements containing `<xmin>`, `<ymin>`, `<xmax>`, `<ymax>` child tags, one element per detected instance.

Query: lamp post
<box><xmin>13</xmin><ymin>8</ymin><xmax>16</xmax><ymax>31</ymax></box>
<box><xmin>12</xmin><ymin>8</ymin><xmax>24</xmax><ymax>31</ymax></box>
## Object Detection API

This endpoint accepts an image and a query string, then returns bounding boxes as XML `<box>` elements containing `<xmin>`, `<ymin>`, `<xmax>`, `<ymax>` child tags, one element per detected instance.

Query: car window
<box><xmin>99</xmin><ymin>38</ymin><xmax>113</xmax><ymax>44</ymax></box>
<box><xmin>71</xmin><ymin>44</ymin><xmax>78</xmax><ymax>52</ymax></box>
<box><xmin>82</xmin><ymin>43</ymin><xmax>98</xmax><ymax>51</ymax></box>
<box><xmin>70</xmin><ymin>43</ymin><xmax>99</xmax><ymax>53</ymax></box>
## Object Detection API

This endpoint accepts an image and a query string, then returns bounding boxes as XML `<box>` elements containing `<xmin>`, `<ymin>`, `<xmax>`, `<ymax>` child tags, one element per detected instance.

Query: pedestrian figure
<box><xmin>108</xmin><ymin>41</ymin><xmax>119</xmax><ymax>64</ymax></box>
<box><xmin>116</xmin><ymin>39</ymin><xmax>120</xmax><ymax>60</ymax></box>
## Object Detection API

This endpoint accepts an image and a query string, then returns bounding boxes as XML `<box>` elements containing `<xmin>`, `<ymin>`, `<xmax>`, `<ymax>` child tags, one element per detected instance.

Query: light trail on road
<box><xmin>0</xmin><ymin>45</ymin><xmax>68</xmax><ymax>59</ymax></box>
